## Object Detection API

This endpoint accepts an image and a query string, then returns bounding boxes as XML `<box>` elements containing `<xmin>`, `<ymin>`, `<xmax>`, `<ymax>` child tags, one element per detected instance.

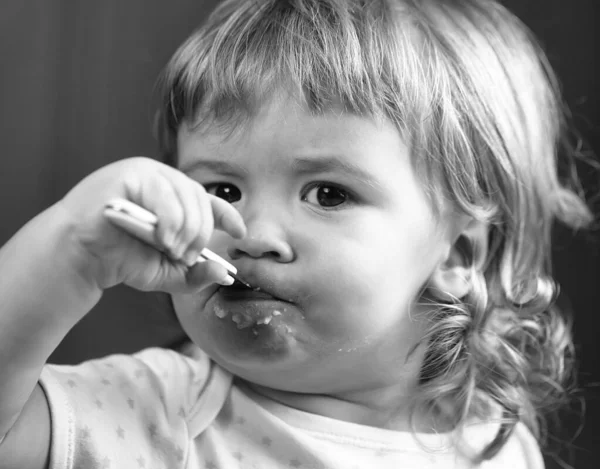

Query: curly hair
<box><xmin>154</xmin><ymin>0</ymin><xmax>594</xmax><ymax>460</ymax></box>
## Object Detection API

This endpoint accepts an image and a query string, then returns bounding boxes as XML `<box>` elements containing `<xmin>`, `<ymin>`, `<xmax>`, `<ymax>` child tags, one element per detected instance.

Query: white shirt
<box><xmin>40</xmin><ymin>344</ymin><xmax>545</xmax><ymax>469</ymax></box>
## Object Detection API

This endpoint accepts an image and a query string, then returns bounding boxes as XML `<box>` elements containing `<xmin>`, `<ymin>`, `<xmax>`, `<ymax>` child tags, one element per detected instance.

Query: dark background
<box><xmin>0</xmin><ymin>1</ymin><xmax>597</xmax><ymax>467</ymax></box>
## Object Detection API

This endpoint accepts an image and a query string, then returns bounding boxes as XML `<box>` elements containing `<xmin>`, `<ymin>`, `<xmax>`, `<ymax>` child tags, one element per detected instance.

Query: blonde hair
<box><xmin>155</xmin><ymin>0</ymin><xmax>594</xmax><ymax>460</ymax></box>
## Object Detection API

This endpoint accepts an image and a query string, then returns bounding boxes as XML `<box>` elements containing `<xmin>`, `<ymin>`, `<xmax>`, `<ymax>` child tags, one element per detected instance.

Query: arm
<box><xmin>0</xmin><ymin>203</ymin><xmax>102</xmax><ymax>467</ymax></box>
<box><xmin>0</xmin><ymin>157</ymin><xmax>245</xmax><ymax>469</ymax></box>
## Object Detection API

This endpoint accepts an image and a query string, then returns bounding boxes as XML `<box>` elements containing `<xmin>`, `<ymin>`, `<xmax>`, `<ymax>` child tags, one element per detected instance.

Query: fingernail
<box><xmin>218</xmin><ymin>275</ymin><xmax>235</xmax><ymax>286</ymax></box>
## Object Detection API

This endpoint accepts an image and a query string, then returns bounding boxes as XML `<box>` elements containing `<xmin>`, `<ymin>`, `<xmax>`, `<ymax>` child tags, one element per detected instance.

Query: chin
<box><xmin>183</xmin><ymin>293</ymin><xmax>312</xmax><ymax>369</ymax></box>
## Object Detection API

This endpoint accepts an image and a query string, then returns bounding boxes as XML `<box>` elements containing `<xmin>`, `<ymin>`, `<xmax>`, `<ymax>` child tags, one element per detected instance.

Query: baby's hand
<box><xmin>58</xmin><ymin>157</ymin><xmax>246</xmax><ymax>293</ymax></box>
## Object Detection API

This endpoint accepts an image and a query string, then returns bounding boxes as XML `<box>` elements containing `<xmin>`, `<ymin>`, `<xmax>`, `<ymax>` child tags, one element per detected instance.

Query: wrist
<box><xmin>49</xmin><ymin>201</ymin><xmax>104</xmax><ymax>293</ymax></box>
<box><xmin>0</xmin><ymin>202</ymin><xmax>103</xmax><ymax>325</ymax></box>
<box><xmin>0</xmin><ymin>202</ymin><xmax>103</xmax><ymax>377</ymax></box>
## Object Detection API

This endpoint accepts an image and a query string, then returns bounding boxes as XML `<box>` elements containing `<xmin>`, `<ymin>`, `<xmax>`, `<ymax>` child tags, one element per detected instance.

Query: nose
<box><xmin>227</xmin><ymin>209</ymin><xmax>294</xmax><ymax>262</ymax></box>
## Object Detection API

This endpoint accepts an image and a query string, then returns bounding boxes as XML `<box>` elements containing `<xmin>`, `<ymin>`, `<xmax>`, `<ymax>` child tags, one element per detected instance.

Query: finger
<box><xmin>138</xmin><ymin>173</ymin><xmax>184</xmax><ymax>256</ymax></box>
<box><xmin>185</xmin><ymin>182</ymin><xmax>214</xmax><ymax>261</ymax></box>
<box><xmin>209</xmin><ymin>195</ymin><xmax>247</xmax><ymax>239</ymax></box>
<box><xmin>165</xmin><ymin>171</ymin><xmax>210</xmax><ymax>264</ymax></box>
<box><xmin>139</xmin><ymin>255</ymin><xmax>232</xmax><ymax>294</ymax></box>
<box><xmin>185</xmin><ymin>259</ymin><xmax>234</xmax><ymax>291</ymax></box>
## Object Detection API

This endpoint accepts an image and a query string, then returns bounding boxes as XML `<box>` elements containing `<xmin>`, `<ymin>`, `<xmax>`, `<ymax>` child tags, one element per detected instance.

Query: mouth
<box><xmin>214</xmin><ymin>277</ymin><xmax>294</xmax><ymax>330</ymax></box>
<box><xmin>220</xmin><ymin>278</ymin><xmax>290</xmax><ymax>302</ymax></box>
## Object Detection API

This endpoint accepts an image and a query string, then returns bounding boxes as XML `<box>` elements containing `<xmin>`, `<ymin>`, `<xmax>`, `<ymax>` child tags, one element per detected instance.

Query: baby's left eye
<box><xmin>302</xmin><ymin>183</ymin><xmax>350</xmax><ymax>208</ymax></box>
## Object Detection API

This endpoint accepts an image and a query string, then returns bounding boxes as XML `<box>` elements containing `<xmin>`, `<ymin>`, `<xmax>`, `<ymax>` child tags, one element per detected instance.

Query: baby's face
<box><xmin>172</xmin><ymin>95</ymin><xmax>453</xmax><ymax>394</ymax></box>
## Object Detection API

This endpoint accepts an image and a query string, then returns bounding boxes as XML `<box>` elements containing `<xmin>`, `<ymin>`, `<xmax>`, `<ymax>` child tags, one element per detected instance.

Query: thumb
<box><xmin>138</xmin><ymin>257</ymin><xmax>233</xmax><ymax>294</ymax></box>
<box><xmin>183</xmin><ymin>259</ymin><xmax>234</xmax><ymax>292</ymax></box>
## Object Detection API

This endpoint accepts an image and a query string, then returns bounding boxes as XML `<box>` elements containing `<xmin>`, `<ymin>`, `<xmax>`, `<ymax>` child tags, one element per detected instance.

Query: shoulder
<box><xmin>480</xmin><ymin>422</ymin><xmax>545</xmax><ymax>469</ymax></box>
<box><xmin>456</xmin><ymin>415</ymin><xmax>544</xmax><ymax>469</ymax></box>
<box><xmin>42</xmin><ymin>342</ymin><xmax>223</xmax><ymax>418</ymax></box>
<box><xmin>39</xmin><ymin>344</ymin><xmax>233</xmax><ymax>468</ymax></box>
<box><xmin>131</xmin><ymin>341</ymin><xmax>213</xmax><ymax>384</ymax></box>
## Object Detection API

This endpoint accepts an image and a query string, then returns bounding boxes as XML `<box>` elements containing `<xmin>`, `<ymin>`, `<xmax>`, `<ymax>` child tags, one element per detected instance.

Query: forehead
<box><xmin>177</xmin><ymin>95</ymin><xmax>407</xmax><ymax>170</ymax></box>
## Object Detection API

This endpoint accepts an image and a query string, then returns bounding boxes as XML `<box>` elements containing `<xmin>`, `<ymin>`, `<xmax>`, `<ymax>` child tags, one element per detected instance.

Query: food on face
<box><xmin>256</xmin><ymin>316</ymin><xmax>272</xmax><ymax>325</ymax></box>
<box><xmin>214</xmin><ymin>305</ymin><xmax>228</xmax><ymax>319</ymax></box>
<box><xmin>232</xmin><ymin>313</ymin><xmax>256</xmax><ymax>329</ymax></box>
<box><xmin>214</xmin><ymin>305</ymin><xmax>287</xmax><ymax>331</ymax></box>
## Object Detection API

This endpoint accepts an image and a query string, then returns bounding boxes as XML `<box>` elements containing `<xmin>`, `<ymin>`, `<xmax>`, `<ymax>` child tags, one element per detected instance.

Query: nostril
<box><xmin>227</xmin><ymin>247</ymin><xmax>245</xmax><ymax>260</ymax></box>
<box><xmin>228</xmin><ymin>247</ymin><xmax>281</xmax><ymax>260</ymax></box>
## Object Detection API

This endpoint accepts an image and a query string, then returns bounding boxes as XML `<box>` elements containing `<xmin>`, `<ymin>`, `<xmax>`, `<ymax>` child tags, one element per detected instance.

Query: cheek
<box><xmin>330</xmin><ymin>212</ymin><xmax>438</xmax><ymax>283</ymax></box>
<box><xmin>304</xmin><ymin>256</ymin><xmax>394</xmax><ymax>336</ymax></box>
<box><xmin>310</xmin><ymin>222</ymin><xmax>440</xmax><ymax>333</ymax></box>
<box><xmin>171</xmin><ymin>292</ymin><xmax>212</xmax><ymax>342</ymax></box>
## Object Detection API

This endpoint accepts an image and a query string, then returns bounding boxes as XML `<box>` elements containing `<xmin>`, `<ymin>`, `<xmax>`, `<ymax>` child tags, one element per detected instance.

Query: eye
<box><xmin>302</xmin><ymin>183</ymin><xmax>350</xmax><ymax>208</ymax></box>
<box><xmin>205</xmin><ymin>183</ymin><xmax>242</xmax><ymax>204</ymax></box>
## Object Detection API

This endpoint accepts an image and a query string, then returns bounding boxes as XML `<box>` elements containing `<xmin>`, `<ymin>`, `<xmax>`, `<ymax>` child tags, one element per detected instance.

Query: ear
<box><xmin>428</xmin><ymin>217</ymin><xmax>489</xmax><ymax>301</ymax></box>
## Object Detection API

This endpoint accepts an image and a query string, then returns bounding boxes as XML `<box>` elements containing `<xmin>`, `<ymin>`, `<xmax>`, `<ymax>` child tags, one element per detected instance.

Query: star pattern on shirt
<box><xmin>56</xmin><ymin>354</ymin><xmax>363</xmax><ymax>469</ymax></box>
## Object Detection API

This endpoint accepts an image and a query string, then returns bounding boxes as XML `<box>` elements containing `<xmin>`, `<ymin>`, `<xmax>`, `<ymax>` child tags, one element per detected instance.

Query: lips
<box><xmin>219</xmin><ymin>284</ymin><xmax>279</xmax><ymax>301</ymax></box>
<box><xmin>213</xmin><ymin>296</ymin><xmax>287</xmax><ymax>330</ymax></box>
<box><xmin>219</xmin><ymin>273</ymin><xmax>294</xmax><ymax>303</ymax></box>
<box><xmin>213</xmin><ymin>275</ymin><xmax>294</xmax><ymax>330</ymax></box>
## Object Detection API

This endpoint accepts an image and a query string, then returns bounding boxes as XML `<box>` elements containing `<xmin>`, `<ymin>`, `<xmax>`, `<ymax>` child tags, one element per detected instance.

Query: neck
<box><xmin>249</xmin><ymin>382</ymin><xmax>429</xmax><ymax>431</ymax></box>
<box><xmin>241</xmin><ymin>347</ymin><xmax>445</xmax><ymax>433</ymax></box>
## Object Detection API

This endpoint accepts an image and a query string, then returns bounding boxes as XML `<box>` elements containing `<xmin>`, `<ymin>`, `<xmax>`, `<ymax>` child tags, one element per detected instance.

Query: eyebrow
<box><xmin>181</xmin><ymin>156</ymin><xmax>381</xmax><ymax>189</ymax></box>
<box><xmin>291</xmin><ymin>156</ymin><xmax>381</xmax><ymax>189</ymax></box>
<box><xmin>181</xmin><ymin>160</ymin><xmax>249</xmax><ymax>176</ymax></box>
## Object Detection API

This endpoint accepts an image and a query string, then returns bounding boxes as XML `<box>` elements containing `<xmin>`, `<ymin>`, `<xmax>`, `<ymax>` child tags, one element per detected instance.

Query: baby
<box><xmin>0</xmin><ymin>1</ymin><xmax>592</xmax><ymax>468</ymax></box>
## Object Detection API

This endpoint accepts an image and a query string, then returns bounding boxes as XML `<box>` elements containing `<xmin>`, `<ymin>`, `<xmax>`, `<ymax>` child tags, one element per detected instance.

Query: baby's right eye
<box><xmin>204</xmin><ymin>183</ymin><xmax>242</xmax><ymax>204</ymax></box>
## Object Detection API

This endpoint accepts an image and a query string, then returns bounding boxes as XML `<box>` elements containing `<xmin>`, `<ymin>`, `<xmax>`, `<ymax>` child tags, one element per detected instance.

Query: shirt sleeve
<box><xmin>39</xmin><ymin>345</ymin><xmax>226</xmax><ymax>469</ymax></box>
